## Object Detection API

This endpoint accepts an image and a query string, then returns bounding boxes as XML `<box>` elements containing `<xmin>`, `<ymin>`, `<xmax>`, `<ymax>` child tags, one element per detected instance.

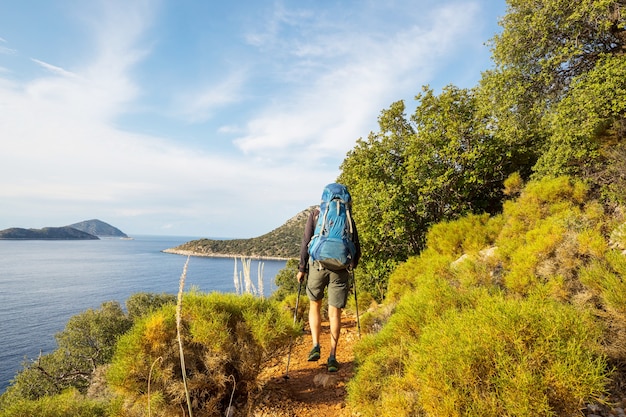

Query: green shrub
<box><xmin>278</xmin><ymin>289</ymin><xmax>308</xmax><ymax>325</ymax></box>
<box><xmin>0</xmin><ymin>388</ymin><xmax>112</xmax><ymax>417</ymax></box>
<box><xmin>494</xmin><ymin>176</ymin><xmax>609</xmax><ymax>298</ymax></box>
<box><xmin>344</xmin><ymin>285</ymin><xmax>375</xmax><ymax>320</ymax></box>
<box><xmin>348</xmin><ymin>293</ymin><xmax>609</xmax><ymax>417</ymax></box>
<box><xmin>426</xmin><ymin>213</ymin><xmax>500</xmax><ymax>258</ymax></box>
<box><xmin>348</xmin><ymin>275</ymin><xmax>477</xmax><ymax>416</ymax></box>
<box><xmin>386</xmin><ymin>250</ymin><xmax>455</xmax><ymax>301</ymax></box>
<box><xmin>409</xmin><ymin>294</ymin><xmax>607</xmax><ymax>417</ymax></box>
<box><xmin>107</xmin><ymin>291</ymin><xmax>298</xmax><ymax>417</ymax></box>
<box><xmin>0</xmin><ymin>301</ymin><xmax>132</xmax><ymax>405</ymax></box>
<box><xmin>580</xmin><ymin>250</ymin><xmax>626</xmax><ymax>362</ymax></box>
<box><xmin>270</xmin><ymin>258</ymin><xmax>300</xmax><ymax>302</ymax></box>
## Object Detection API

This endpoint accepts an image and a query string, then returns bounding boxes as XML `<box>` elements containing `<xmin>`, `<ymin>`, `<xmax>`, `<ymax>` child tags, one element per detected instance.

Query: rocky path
<box><xmin>253</xmin><ymin>315</ymin><xmax>360</xmax><ymax>416</ymax></box>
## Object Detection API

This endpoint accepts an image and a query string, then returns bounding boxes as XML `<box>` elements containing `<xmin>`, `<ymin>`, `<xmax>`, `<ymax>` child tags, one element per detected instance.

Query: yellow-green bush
<box><xmin>426</xmin><ymin>213</ymin><xmax>501</xmax><ymax>257</ymax></box>
<box><xmin>0</xmin><ymin>388</ymin><xmax>113</xmax><ymax>417</ymax></box>
<box><xmin>278</xmin><ymin>289</ymin><xmax>308</xmax><ymax>325</ymax></box>
<box><xmin>408</xmin><ymin>294</ymin><xmax>607</xmax><ymax>417</ymax></box>
<box><xmin>495</xmin><ymin>176</ymin><xmax>608</xmax><ymax>298</ymax></box>
<box><xmin>580</xmin><ymin>250</ymin><xmax>626</xmax><ymax>362</ymax></box>
<box><xmin>348</xmin><ymin>275</ymin><xmax>478</xmax><ymax>416</ymax></box>
<box><xmin>349</xmin><ymin>176</ymin><xmax>615</xmax><ymax>416</ymax></box>
<box><xmin>106</xmin><ymin>292</ymin><xmax>297</xmax><ymax>417</ymax></box>
<box><xmin>386</xmin><ymin>251</ymin><xmax>455</xmax><ymax>301</ymax></box>
<box><xmin>348</xmin><ymin>292</ymin><xmax>608</xmax><ymax>417</ymax></box>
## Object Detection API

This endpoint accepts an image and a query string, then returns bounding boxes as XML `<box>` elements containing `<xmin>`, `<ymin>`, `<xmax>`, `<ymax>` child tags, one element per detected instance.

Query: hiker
<box><xmin>296</xmin><ymin>183</ymin><xmax>361</xmax><ymax>372</ymax></box>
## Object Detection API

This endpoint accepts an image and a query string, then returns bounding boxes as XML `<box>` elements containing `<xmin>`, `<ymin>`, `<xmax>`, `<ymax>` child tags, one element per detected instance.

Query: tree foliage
<box><xmin>493</xmin><ymin>0</ymin><xmax>625</xmax><ymax>84</ymax></box>
<box><xmin>339</xmin><ymin>100</ymin><xmax>416</xmax><ymax>299</ymax></box>
<box><xmin>339</xmin><ymin>87</ymin><xmax>521</xmax><ymax>298</ymax></box>
<box><xmin>489</xmin><ymin>0</ymin><xmax>626</xmax><ymax>181</ymax></box>
<box><xmin>271</xmin><ymin>258</ymin><xmax>300</xmax><ymax>302</ymax></box>
<box><xmin>533</xmin><ymin>54</ymin><xmax>626</xmax><ymax>183</ymax></box>
<box><xmin>125</xmin><ymin>292</ymin><xmax>176</xmax><ymax>321</ymax></box>
<box><xmin>1</xmin><ymin>302</ymin><xmax>132</xmax><ymax>404</ymax></box>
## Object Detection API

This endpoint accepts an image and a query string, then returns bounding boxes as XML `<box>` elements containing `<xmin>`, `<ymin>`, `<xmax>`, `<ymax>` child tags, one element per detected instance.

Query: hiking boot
<box><xmin>307</xmin><ymin>345</ymin><xmax>321</xmax><ymax>362</ymax></box>
<box><xmin>327</xmin><ymin>356</ymin><xmax>339</xmax><ymax>372</ymax></box>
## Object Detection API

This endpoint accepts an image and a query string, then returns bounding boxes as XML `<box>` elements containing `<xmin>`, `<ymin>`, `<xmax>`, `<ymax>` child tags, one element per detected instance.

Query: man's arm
<box><xmin>298</xmin><ymin>208</ymin><xmax>318</xmax><ymax>273</ymax></box>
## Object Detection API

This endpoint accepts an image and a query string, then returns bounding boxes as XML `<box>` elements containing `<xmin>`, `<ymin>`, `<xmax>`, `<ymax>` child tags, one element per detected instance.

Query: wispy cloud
<box><xmin>31</xmin><ymin>59</ymin><xmax>78</xmax><ymax>78</ymax></box>
<box><xmin>233</xmin><ymin>2</ymin><xmax>483</xmax><ymax>162</ymax></box>
<box><xmin>174</xmin><ymin>70</ymin><xmax>247</xmax><ymax>123</ymax></box>
<box><xmin>0</xmin><ymin>37</ymin><xmax>16</xmax><ymax>55</ymax></box>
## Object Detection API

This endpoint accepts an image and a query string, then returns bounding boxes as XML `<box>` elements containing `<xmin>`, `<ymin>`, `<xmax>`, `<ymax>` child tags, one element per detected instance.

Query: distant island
<box><xmin>0</xmin><ymin>219</ymin><xmax>128</xmax><ymax>240</ymax></box>
<box><xmin>163</xmin><ymin>207</ymin><xmax>314</xmax><ymax>259</ymax></box>
<box><xmin>68</xmin><ymin>219</ymin><xmax>128</xmax><ymax>238</ymax></box>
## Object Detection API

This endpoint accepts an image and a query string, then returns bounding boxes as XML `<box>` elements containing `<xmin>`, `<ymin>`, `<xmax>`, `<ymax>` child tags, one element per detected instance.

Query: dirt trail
<box><xmin>253</xmin><ymin>315</ymin><xmax>360</xmax><ymax>416</ymax></box>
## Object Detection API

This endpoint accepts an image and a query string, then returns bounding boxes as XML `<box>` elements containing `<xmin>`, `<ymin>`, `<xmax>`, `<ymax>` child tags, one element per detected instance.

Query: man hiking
<box><xmin>296</xmin><ymin>183</ymin><xmax>361</xmax><ymax>372</ymax></box>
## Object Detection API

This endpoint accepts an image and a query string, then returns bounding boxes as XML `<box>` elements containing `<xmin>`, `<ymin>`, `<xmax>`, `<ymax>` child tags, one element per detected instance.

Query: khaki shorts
<box><xmin>306</xmin><ymin>260</ymin><xmax>350</xmax><ymax>308</ymax></box>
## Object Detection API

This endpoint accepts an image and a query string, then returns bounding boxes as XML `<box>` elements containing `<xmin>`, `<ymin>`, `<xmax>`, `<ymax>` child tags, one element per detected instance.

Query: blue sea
<box><xmin>0</xmin><ymin>235</ymin><xmax>287</xmax><ymax>394</ymax></box>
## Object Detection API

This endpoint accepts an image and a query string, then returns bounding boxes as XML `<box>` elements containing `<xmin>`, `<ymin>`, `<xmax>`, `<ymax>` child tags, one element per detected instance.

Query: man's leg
<box><xmin>326</xmin><ymin>268</ymin><xmax>348</xmax><ymax>372</ymax></box>
<box><xmin>309</xmin><ymin>299</ymin><xmax>323</xmax><ymax>347</ymax></box>
<box><xmin>328</xmin><ymin>305</ymin><xmax>342</xmax><ymax>357</ymax></box>
<box><xmin>307</xmin><ymin>299</ymin><xmax>323</xmax><ymax>361</ymax></box>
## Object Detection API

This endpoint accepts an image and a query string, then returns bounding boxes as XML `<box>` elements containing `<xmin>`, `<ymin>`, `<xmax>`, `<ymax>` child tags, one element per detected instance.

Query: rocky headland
<box><xmin>163</xmin><ymin>206</ymin><xmax>315</xmax><ymax>259</ymax></box>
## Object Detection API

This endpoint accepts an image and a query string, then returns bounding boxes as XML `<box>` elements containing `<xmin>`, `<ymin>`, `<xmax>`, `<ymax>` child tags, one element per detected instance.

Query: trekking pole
<box><xmin>351</xmin><ymin>269</ymin><xmax>361</xmax><ymax>338</ymax></box>
<box><xmin>284</xmin><ymin>278</ymin><xmax>302</xmax><ymax>379</ymax></box>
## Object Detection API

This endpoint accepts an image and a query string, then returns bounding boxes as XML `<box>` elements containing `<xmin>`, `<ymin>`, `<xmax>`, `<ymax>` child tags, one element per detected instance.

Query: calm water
<box><xmin>0</xmin><ymin>235</ymin><xmax>286</xmax><ymax>393</ymax></box>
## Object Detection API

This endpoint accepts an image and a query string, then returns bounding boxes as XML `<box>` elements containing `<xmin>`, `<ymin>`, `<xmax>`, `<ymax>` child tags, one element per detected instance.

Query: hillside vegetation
<box><xmin>2</xmin><ymin>1</ymin><xmax>626</xmax><ymax>416</ymax></box>
<box><xmin>347</xmin><ymin>176</ymin><xmax>623</xmax><ymax>416</ymax></box>
<box><xmin>0</xmin><ymin>226</ymin><xmax>100</xmax><ymax>240</ymax></box>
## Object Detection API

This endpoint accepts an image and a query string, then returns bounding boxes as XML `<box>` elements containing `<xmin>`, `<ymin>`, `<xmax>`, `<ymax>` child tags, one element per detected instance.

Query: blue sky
<box><xmin>0</xmin><ymin>0</ymin><xmax>507</xmax><ymax>238</ymax></box>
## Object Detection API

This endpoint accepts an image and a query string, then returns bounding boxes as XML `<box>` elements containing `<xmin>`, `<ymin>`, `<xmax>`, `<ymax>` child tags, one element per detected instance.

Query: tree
<box><xmin>533</xmin><ymin>55</ymin><xmax>626</xmax><ymax>180</ymax></box>
<box><xmin>1</xmin><ymin>302</ymin><xmax>131</xmax><ymax>403</ymax></box>
<box><xmin>271</xmin><ymin>258</ymin><xmax>300</xmax><ymax>301</ymax></box>
<box><xmin>339</xmin><ymin>87</ymin><xmax>521</xmax><ymax>300</ymax></box>
<box><xmin>339</xmin><ymin>100</ymin><xmax>416</xmax><ymax>300</ymax></box>
<box><xmin>407</xmin><ymin>85</ymin><xmax>508</xmax><ymax>219</ymax></box>
<box><xmin>125</xmin><ymin>292</ymin><xmax>176</xmax><ymax>321</ymax></box>
<box><xmin>492</xmin><ymin>0</ymin><xmax>625</xmax><ymax>97</ymax></box>
<box><xmin>486</xmin><ymin>0</ymin><xmax>626</xmax><ymax>183</ymax></box>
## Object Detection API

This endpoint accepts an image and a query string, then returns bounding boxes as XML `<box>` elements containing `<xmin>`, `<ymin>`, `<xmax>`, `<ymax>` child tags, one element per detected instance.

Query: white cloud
<box><xmin>0</xmin><ymin>0</ymin><xmax>496</xmax><ymax>236</ymax></box>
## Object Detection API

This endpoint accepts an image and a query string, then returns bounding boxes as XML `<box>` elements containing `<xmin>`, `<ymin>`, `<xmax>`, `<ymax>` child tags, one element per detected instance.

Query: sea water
<box><xmin>0</xmin><ymin>235</ymin><xmax>287</xmax><ymax>393</ymax></box>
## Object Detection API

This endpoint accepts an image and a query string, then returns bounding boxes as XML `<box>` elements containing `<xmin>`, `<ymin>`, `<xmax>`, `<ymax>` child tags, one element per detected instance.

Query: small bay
<box><xmin>0</xmin><ymin>235</ymin><xmax>287</xmax><ymax>393</ymax></box>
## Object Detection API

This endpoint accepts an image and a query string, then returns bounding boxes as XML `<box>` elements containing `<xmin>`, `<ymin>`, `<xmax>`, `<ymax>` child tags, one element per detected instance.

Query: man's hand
<box><xmin>296</xmin><ymin>271</ymin><xmax>306</xmax><ymax>283</ymax></box>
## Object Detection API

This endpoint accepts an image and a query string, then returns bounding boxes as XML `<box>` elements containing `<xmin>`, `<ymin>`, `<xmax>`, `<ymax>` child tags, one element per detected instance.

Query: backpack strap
<box><xmin>345</xmin><ymin>205</ymin><xmax>353</xmax><ymax>237</ymax></box>
<box><xmin>320</xmin><ymin>203</ymin><xmax>330</xmax><ymax>236</ymax></box>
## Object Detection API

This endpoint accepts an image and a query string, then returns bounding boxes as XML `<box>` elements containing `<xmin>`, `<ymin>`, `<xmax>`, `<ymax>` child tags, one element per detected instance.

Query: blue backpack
<box><xmin>308</xmin><ymin>183</ymin><xmax>356</xmax><ymax>270</ymax></box>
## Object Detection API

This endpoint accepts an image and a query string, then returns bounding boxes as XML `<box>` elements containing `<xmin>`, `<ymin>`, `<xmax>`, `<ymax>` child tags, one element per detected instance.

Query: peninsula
<box><xmin>0</xmin><ymin>226</ymin><xmax>99</xmax><ymax>240</ymax></box>
<box><xmin>163</xmin><ymin>207</ymin><xmax>314</xmax><ymax>259</ymax></box>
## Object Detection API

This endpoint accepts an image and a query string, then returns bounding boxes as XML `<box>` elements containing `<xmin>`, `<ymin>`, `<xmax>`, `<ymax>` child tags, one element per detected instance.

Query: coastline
<box><xmin>161</xmin><ymin>248</ymin><xmax>291</xmax><ymax>261</ymax></box>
